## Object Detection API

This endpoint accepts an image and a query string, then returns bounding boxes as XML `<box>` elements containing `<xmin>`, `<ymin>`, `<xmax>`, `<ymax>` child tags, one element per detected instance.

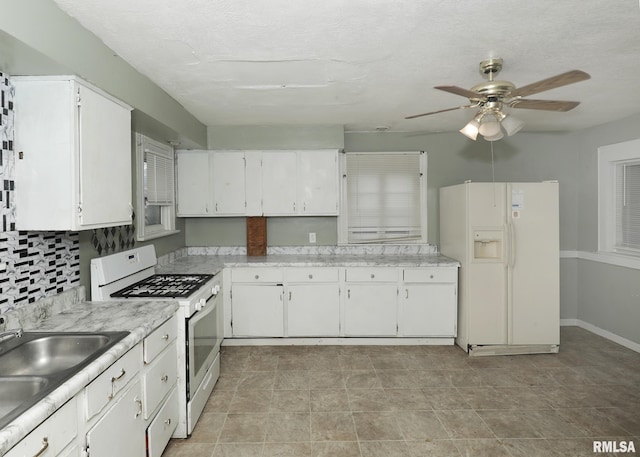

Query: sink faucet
<box><xmin>0</xmin><ymin>328</ymin><xmax>23</xmax><ymax>343</ymax></box>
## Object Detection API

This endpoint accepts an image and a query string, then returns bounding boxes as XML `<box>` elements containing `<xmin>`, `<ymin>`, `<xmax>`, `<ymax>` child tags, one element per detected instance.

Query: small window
<box><xmin>598</xmin><ymin>139</ymin><xmax>640</xmax><ymax>257</ymax></box>
<box><xmin>615</xmin><ymin>161</ymin><xmax>640</xmax><ymax>252</ymax></box>
<box><xmin>339</xmin><ymin>151</ymin><xmax>427</xmax><ymax>244</ymax></box>
<box><xmin>136</xmin><ymin>133</ymin><xmax>179</xmax><ymax>240</ymax></box>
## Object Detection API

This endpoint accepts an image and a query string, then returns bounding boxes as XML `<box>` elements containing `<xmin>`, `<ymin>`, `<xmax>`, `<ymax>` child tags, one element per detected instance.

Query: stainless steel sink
<box><xmin>0</xmin><ymin>334</ymin><xmax>115</xmax><ymax>376</ymax></box>
<box><xmin>0</xmin><ymin>331</ymin><xmax>129</xmax><ymax>429</ymax></box>
<box><xmin>0</xmin><ymin>377</ymin><xmax>49</xmax><ymax>420</ymax></box>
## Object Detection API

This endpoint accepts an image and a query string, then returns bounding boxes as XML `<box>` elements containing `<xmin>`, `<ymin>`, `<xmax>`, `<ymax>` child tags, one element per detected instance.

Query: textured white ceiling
<box><xmin>53</xmin><ymin>0</ymin><xmax>640</xmax><ymax>133</ymax></box>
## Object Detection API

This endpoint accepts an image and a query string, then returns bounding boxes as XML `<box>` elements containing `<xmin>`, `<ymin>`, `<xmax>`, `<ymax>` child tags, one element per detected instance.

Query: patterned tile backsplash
<box><xmin>0</xmin><ymin>71</ymin><xmax>81</xmax><ymax>314</ymax></box>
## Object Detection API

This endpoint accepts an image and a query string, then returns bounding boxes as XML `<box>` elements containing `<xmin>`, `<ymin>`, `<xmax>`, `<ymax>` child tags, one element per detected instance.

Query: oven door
<box><xmin>186</xmin><ymin>293</ymin><xmax>221</xmax><ymax>400</ymax></box>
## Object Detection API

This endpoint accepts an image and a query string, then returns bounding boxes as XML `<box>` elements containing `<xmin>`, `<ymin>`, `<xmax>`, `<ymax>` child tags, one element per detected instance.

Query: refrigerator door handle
<box><xmin>509</xmin><ymin>222</ymin><xmax>516</xmax><ymax>268</ymax></box>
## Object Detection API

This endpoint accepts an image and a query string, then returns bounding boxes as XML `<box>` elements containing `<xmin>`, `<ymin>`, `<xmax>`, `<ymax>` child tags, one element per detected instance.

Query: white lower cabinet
<box><xmin>287</xmin><ymin>283</ymin><xmax>340</xmax><ymax>336</ymax></box>
<box><xmin>399</xmin><ymin>268</ymin><xmax>458</xmax><ymax>337</ymax></box>
<box><xmin>400</xmin><ymin>284</ymin><xmax>457</xmax><ymax>336</ymax></box>
<box><xmin>227</xmin><ymin>266</ymin><xmax>458</xmax><ymax>339</ymax></box>
<box><xmin>85</xmin><ymin>380</ymin><xmax>145</xmax><ymax>457</ymax></box>
<box><xmin>232</xmin><ymin>284</ymin><xmax>284</xmax><ymax>337</ymax></box>
<box><xmin>5</xmin><ymin>398</ymin><xmax>77</xmax><ymax>457</ymax></box>
<box><xmin>344</xmin><ymin>284</ymin><xmax>398</xmax><ymax>336</ymax></box>
<box><xmin>146</xmin><ymin>388</ymin><xmax>179</xmax><ymax>457</ymax></box>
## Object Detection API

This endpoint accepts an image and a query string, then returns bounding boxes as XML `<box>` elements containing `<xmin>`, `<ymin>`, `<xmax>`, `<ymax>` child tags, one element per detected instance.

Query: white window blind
<box><xmin>144</xmin><ymin>147</ymin><xmax>174</xmax><ymax>205</ymax></box>
<box><xmin>615</xmin><ymin>161</ymin><xmax>640</xmax><ymax>252</ymax></box>
<box><xmin>346</xmin><ymin>152</ymin><xmax>423</xmax><ymax>243</ymax></box>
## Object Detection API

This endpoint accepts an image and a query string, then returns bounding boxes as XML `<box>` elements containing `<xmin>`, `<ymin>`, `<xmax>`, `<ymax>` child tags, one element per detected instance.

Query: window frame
<box><xmin>135</xmin><ymin>133</ymin><xmax>179</xmax><ymax>241</ymax></box>
<box><xmin>338</xmin><ymin>150</ymin><xmax>428</xmax><ymax>245</ymax></box>
<box><xmin>598</xmin><ymin>138</ymin><xmax>640</xmax><ymax>258</ymax></box>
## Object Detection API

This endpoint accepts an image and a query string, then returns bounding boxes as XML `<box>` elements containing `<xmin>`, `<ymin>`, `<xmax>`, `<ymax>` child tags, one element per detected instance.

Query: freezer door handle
<box><xmin>508</xmin><ymin>223</ymin><xmax>516</xmax><ymax>268</ymax></box>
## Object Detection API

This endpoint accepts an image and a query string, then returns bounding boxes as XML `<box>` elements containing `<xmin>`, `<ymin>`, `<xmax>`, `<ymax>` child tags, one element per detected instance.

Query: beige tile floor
<box><xmin>162</xmin><ymin>327</ymin><xmax>640</xmax><ymax>456</ymax></box>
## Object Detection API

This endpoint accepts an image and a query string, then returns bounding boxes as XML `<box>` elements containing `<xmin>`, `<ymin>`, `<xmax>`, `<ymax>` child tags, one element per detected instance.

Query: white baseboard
<box><xmin>561</xmin><ymin>319</ymin><xmax>640</xmax><ymax>353</ymax></box>
<box><xmin>222</xmin><ymin>337</ymin><xmax>455</xmax><ymax>346</ymax></box>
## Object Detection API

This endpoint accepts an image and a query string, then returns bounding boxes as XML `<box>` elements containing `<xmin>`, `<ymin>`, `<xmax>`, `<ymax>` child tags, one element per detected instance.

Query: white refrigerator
<box><xmin>439</xmin><ymin>181</ymin><xmax>559</xmax><ymax>356</ymax></box>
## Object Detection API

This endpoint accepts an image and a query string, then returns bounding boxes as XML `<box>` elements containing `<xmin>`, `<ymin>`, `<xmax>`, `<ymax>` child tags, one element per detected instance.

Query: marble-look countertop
<box><xmin>0</xmin><ymin>300</ymin><xmax>178</xmax><ymax>455</ymax></box>
<box><xmin>156</xmin><ymin>253</ymin><xmax>460</xmax><ymax>275</ymax></box>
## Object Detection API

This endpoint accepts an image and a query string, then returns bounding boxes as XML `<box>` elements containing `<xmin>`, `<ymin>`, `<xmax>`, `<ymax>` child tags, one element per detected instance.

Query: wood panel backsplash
<box><xmin>246</xmin><ymin>216</ymin><xmax>267</xmax><ymax>256</ymax></box>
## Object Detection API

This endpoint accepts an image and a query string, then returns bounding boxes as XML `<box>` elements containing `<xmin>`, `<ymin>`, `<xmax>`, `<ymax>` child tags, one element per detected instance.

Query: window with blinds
<box><xmin>136</xmin><ymin>133</ymin><xmax>177</xmax><ymax>240</ymax></box>
<box><xmin>343</xmin><ymin>151</ymin><xmax>426</xmax><ymax>243</ymax></box>
<box><xmin>615</xmin><ymin>161</ymin><xmax>640</xmax><ymax>252</ymax></box>
<box><xmin>144</xmin><ymin>147</ymin><xmax>174</xmax><ymax>206</ymax></box>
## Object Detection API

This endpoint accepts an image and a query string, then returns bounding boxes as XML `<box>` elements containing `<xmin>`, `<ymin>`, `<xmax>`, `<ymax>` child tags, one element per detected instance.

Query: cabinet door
<box><xmin>86</xmin><ymin>380</ymin><xmax>145</xmax><ymax>457</ymax></box>
<box><xmin>400</xmin><ymin>284</ymin><xmax>457</xmax><ymax>337</ymax></box>
<box><xmin>232</xmin><ymin>284</ymin><xmax>284</xmax><ymax>336</ymax></box>
<box><xmin>261</xmin><ymin>151</ymin><xmax>297</xmax><ymax>215</ymax></box>
<box><xmin>298</xmin><ymin>150</ymin><xmax>339</xmax><ymax>215</ymax></box>
<box><xmin>212</xmin><ymin>151</ymin><xmax>247</xmax><ymax>215</ymax></box>
<box><xmin>77</xmin><ymin>84</ymin><xmax>132</xmax><ymax>228</ymax></box>
<box><xmin>287</xmin><ymin>283</ymin><xmax>340</xmax><ymax>336</ymax></box>
<box><xmin>344</xmin><ymin>284</ymin><xmax>397</xmax><ymax>336</ymax></box>
<box><xmin>176</xmin><ymin>150</ymin><xmax>212</xmax><ymax>216</ymax></box>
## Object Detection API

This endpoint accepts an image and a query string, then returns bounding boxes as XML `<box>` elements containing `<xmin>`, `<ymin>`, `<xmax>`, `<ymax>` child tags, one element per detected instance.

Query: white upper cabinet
<box><xmin>261</xmin><ymin>150</ymin><xmax>297</xmax><ymax>215</ymax></box>
<box><xmin>176</xmin><ymin>150</ymin><xmax>211</xmax><ymax>216</ymax></box>
<box><xmin>297</xmin><ymin>149</ymin><xmax>339</xmax><ymax>215</ymax></box>
<box><xmin>211</xmin><ymin>151</ymin><xmax>247</xmax><ymax>215</ymax></box>
<box><xmin>175</xmin><ymin>149</ymin><xmax>339</xmax><ymax>217</ymax></box>
<box><xmin>13</xmin><ymin>76</ymin><xmax>132</xmax><ymax>231</ymax></box>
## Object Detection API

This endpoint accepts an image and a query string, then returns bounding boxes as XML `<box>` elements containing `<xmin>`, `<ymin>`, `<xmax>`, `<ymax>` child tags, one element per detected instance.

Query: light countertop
<box><xmin>0</xmin><ymin>300</ymin><xmax>177</xmax><ymax>455</ymax></box>
<box><xmin>157</xmin><ymin>253</ymin><xmax>460</xmax><ymax>275</ymax></box>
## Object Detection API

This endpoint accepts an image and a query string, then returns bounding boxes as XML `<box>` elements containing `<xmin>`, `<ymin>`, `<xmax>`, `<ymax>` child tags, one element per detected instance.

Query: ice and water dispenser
<box><xmin>473</xmin><ymin>230</ymin><xmax>503</xmax><ymax>261</ymax></box>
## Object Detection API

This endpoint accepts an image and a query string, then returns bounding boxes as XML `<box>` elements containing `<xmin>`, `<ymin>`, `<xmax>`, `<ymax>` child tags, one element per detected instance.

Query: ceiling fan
<box><xmin>405</xmin><ymin>58</ymin><xmax>590</xmax><ymax>141</ymax></box>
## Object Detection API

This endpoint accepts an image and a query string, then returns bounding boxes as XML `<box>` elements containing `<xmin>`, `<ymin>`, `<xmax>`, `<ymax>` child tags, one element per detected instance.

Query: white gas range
<box><xmin>90</xmin><ymin>245</ymin><xmax>221</xmax><ymax>437</ymax></box>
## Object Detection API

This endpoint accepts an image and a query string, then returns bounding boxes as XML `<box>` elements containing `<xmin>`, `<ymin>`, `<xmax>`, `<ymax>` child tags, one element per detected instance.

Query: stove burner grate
<box><xmin>110</xmin><ymin>274</ymin><xmax>214</xmax><ymax>299</ymax></box>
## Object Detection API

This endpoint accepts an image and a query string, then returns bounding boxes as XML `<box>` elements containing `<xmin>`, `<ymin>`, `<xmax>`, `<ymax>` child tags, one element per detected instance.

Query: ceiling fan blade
<box><xmin>508</xmin><ymin>99</ymin><xmax>580</xmax><ymax>112</ymax></box>
<box><xmin>509</xmin><ymin>70</ymin><xmax>590</xmax><ymax>98</ymax></box>
<box><xmin>405</xmin><ymin>104</ymin><xmax>477</xmax><ymax>119</ymax></box>
<box><xmin>435</xmin><ymin>85</ymin><xmax>480</xmax><ymax>99</ymax></box>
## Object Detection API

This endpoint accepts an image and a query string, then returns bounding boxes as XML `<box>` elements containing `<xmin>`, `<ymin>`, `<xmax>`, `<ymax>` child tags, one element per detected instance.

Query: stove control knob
<box><xmin>196</xmin><ymin>298</ymin><xmax>206</xmax><ymax>311</ymax></box>
<box><xmin>212</xmin><ymin>285</ymin><xmax>221</xmax><ymax>296</ymax></box>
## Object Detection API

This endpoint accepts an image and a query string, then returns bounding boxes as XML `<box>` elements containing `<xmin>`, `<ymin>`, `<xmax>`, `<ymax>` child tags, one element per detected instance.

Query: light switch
<box><xmin>309</xmin><ymin>232</ymin><xmax>317</xmax><ymax>243</ymax></box>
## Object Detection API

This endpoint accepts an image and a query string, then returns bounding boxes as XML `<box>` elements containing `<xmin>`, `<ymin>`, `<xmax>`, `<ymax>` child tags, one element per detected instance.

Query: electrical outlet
<box><xmin>309</xmin><ymin>232</ymin><xmax>317</xmax><ymax>244</ymax></box>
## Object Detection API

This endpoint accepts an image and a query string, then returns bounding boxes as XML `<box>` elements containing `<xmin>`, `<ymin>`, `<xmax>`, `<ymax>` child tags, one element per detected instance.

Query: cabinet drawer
<box><xmin>286</xmin><ymin>267</ymin><xmax>339</xmax><ymax>282</ymax></box>
<box><xmin>232</xmin><ymin>268</ymin><xmax>283</xmax><ymax>283</ymax></box>
<box><xmin>5</xmin><ymin>398</ymin><xmax>77</xmax><ymax>457</ymax></box>
<box><xmin>144</xmin><ymin>315</ymin><xmax>177</xmax><ymax>363</ymax></box>
<box><xmin>143</xmin><ymin>343</ymin><xmax>178</xmax><ymax>419</ymax></box>
<box><xmin>345</xmin><ymin>268</ymin><xmax>398</xmax><ymax>282</ymax></box>
<box><xmin>147</xmin><ymin>387</ymin><xmax>179</xmax><ymax>457</ymax></box>
<box><xmin>84</xmin><ymin>343</ymin><xmax>142</xmax><ymax>421</ymax></box>
<box><xmin>403</xmin><ymin>268</ymin><xmax>457</xmax><ymax>283</ymax></box>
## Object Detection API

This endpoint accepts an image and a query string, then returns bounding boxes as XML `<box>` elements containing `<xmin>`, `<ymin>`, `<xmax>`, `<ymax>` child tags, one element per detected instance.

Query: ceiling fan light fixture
<box><xmin>501</xmin><ymin>114</ymin><xmax>525</xmax><ymax>136</ymax></box>
<box><xmin>459</xmin><ymin>117</ymin><xmax>481</xmax><ymax>141</ymax></box>
<box><xmin>483</xmin><ymin>130</ymin><xmax>504</xmax><ymax>142</ymax></box>
<box><xmin>478</xmin><ymin>114</ymin><xmax>501</xmax><ymax>137</ymax></box>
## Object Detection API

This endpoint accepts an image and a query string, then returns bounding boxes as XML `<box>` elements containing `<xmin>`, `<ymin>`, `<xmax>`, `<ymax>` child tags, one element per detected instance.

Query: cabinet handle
<box><xmin>348</xmin><ymin>289</ymin><xmax>351</xmax><ymax>299</ymax></box>
<box><xmin>108</xmin><ymin>368</ymin><xmax>126</xmax><ymax>399</ymax></box>
<box><xmin>164</xmin><ymin>418</ymin><xmax>172</xmax><ymax>426</ymax></box>
<box><xmin>162</xmin><ymin>334</ymin><xmax>170</xmax><ymax>340</ymax></box>
<box><xmin>289</xmin><ymin>291</ymin><xmax>292</xmax><ymax>301</ymax></box>
<box><xmin>255</xmin><ymin>274</ymin><xmax>259</xmax><ymax>280</ymax></box>
<box><xmin>406</xmin><ymin>289</ymin><xmax>409</xmax><ymax>299</ymax></box>
<box><xmin>161</xmin><ymin>374</ymin><xmax>169</xmax><ymax>382</ymax></box>
<box><xmin>430</xmin><ymin>274</ymin><xmax>434</xmax><ymax>279</ymax></box>
<box><xmin>111</xmin><ymin>368</ymin><xmax>126</xmax><ymax>382</ymax></box>
<box><xmin>371</xmin><ymin>274</ymin><xmax>375</xmax><ymax>279</ymax></box>
<box><xmin>33</xmin><ymin>437</ymin><xmax>49</xmax><ymax>457</ymax></box>
<box><xmin>309</xmin><ymin>274</ymin><xmax>313</xmax><ymax>279</ymax></box>
<box><xmin>135</xmin><ymin>398</ymin><xmax>143</xmax><ymax>418</ymax></box>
